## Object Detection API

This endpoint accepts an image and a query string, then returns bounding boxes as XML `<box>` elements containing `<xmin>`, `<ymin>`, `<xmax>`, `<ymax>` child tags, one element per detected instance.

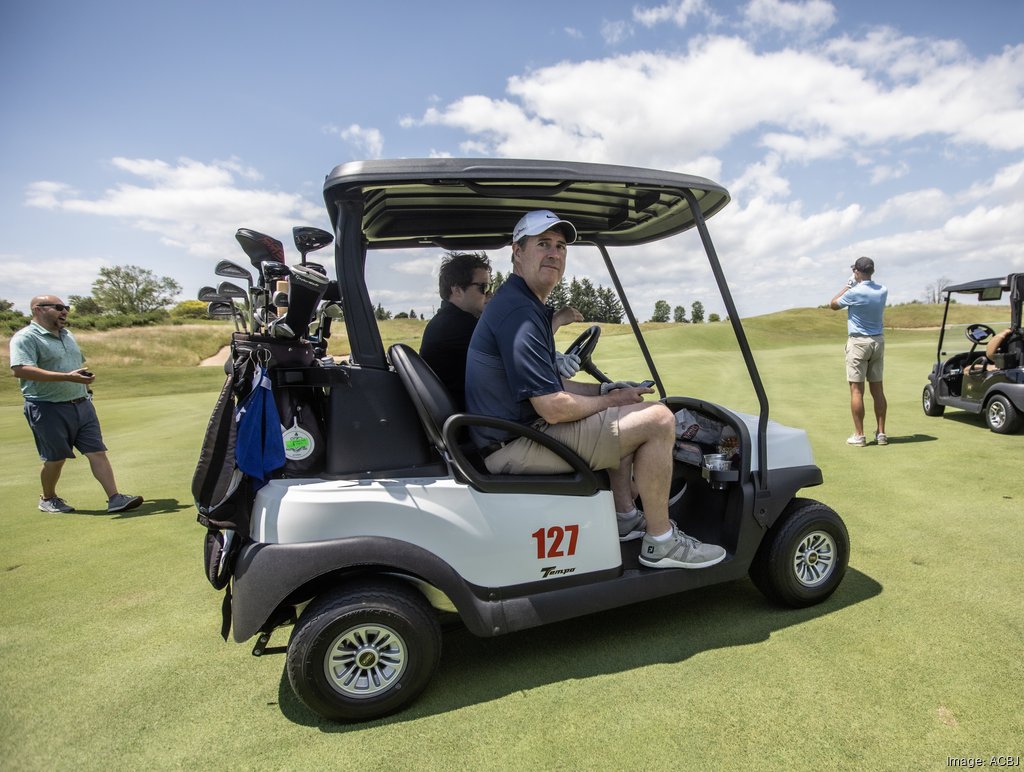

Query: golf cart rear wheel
<box><xmin>286</xmin><ymin>579</ymin><xmax>441</xmax><ymax>722</ymax></box>
<box><xmin>922</xmin><ymin>384</ymin><xmax>945</xmax><ymax>417</ymax></box>
<box><xmin>750</xmin><ymin>498</ymin><xmax>849</xmax><ymax>608</ymax></box>
<box><xmin>985</xmin><ymin>394</ymin><xmax>1022</xmax><ymax>434</ymax></box>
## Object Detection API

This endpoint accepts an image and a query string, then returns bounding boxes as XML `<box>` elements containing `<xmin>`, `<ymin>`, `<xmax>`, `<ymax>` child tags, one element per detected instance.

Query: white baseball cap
<box><xmin>512</xmin><ymin>210</ymin><xmax>577</xmax><ymax>244</ymax></box>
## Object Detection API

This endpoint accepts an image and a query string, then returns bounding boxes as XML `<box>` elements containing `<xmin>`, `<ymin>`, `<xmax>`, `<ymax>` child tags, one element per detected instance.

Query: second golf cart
<box><xmin>196</xmin><ymin>158</ymin><xmax>851</xmax><ymax>722</ymax></box>
<box><xmin>921</xmin><ymin>273</ymin><xmax>1024</xmax><ymax>433</ymax></box>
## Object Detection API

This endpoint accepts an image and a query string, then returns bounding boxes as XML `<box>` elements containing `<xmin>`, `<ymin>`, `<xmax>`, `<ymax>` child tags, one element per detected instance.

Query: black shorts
<box><xmin>23</xmin><ymin>399</ymin><xmax>107</xmax><ymax>461</ymax></box>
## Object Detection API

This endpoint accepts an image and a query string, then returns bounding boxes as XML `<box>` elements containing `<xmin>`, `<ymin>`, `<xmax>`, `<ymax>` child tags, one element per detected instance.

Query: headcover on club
<box><xmin>235</xmin><ymin>228</ymin><xmax>285</xmax><ymax>269</ymax></box>
<box><xmin>280</xmin><ymin>264</ymin><xmax>330</xmax><ymax>339</ymax></box>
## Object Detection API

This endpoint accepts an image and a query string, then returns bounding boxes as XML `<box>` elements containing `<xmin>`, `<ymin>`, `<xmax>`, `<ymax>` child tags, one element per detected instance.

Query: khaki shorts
<box><xmin>484</xmin><ymin>407</ymin><xmax>622</xmax><ymax>474</ymax></box>
<box><xmin>845</xmin><ymin>335</ymin><xmax>885</xmax><ymax>382</ymax></box>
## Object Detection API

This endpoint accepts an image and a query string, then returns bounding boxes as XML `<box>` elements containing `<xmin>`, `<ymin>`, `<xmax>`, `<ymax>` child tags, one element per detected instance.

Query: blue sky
<box><xmin>2</xmin><ymin>0</ymin><xmax>1022</xmax><ymax>319</ymax></box>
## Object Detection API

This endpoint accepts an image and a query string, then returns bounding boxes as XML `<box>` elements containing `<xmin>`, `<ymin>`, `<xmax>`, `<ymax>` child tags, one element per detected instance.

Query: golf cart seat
<box><xmin>388</xmin><ymin>343</ymin><xmax>607</xmax><ymax>496</ymax></box>
<box><xmin>986</xmin><ymin>328</ymin><xmax>1021</xmax><ymax>370</ymax></box>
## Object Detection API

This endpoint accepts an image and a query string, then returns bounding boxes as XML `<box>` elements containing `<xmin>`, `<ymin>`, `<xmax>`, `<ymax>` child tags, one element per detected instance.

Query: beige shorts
<box><xmin>484</xmin><ymin>407</ymin><xmax>622</xmax><ymax>474</ymax></box>
<box><xmin>845</xmin><ymin>335</ymin><xmax>885</xmax><ymax>382</ymax></box>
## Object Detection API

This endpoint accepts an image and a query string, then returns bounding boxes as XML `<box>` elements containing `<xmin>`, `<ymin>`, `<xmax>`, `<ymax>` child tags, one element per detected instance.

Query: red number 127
<box><xmin>532</xmin><ymin>525</ymin><xmax>579</xmax><ymax>559</ymax></box>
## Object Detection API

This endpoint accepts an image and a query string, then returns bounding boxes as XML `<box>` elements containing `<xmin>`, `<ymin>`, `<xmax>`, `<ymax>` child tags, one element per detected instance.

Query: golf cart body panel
<box><xmin>198</xmin><ymin>158</ymin><xmax>848</xmax><ymax>722</ymax></box>
<box><xmin>923</xmin><ymin>273</ymin><xmax>1024</xmax><ymax>430</ymax></box>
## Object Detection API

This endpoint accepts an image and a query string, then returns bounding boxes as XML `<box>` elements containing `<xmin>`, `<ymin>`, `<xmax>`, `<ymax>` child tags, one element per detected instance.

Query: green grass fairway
<box><xmin>1</xmin><ymin>313</ymin><xmax>1020</xmax><ymax>770</ymax></box>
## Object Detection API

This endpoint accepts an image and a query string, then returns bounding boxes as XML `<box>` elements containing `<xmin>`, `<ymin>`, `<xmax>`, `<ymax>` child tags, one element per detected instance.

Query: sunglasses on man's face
<box><xmin>37</xmin><ymin>304</ymin><xmax>71</xmax><ymax>312</ymax></box>
<box><xmin>465</xmin><ymin>282</ymin><xmax>492</xmax><ymax>295</ymax></box>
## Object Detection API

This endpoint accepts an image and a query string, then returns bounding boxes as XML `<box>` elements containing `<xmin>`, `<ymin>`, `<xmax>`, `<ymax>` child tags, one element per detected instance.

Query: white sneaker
<box><xmin>638</xmin><ymin>524</ymin><xmax>727</xmax><ymax>569</ymax></box>
<box><xmin>875</xmin><ymin>432</ymin><xmax>888</xmax><ymax>445</ymax></box>
<box><xmin>846</xmin><ymin>434</ymin><xmax>866</xmax><ymax>447</ymax></box>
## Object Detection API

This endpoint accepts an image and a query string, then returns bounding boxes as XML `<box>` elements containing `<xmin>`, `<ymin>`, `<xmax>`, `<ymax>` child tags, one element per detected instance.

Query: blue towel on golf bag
<box><xmin>234</xmin><ymin>364</ymin><xmax>285</xmax><ymax>481</ymax></box>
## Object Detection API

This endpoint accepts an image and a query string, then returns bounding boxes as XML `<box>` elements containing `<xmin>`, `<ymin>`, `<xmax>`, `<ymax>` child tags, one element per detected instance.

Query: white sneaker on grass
<box><xmin>39</xmin><ymin>496</ymin><xmax>75</xmax><ymax>513</ymax></box>
<box><xmin>108</xmin><ymin>494</ymin><xmax>143</xmax><ymax>513</ymax></box>
<box><xmin>846</xmin><ymin>434</ymin><xmax>866</xmax><ymax>447</ymax></box>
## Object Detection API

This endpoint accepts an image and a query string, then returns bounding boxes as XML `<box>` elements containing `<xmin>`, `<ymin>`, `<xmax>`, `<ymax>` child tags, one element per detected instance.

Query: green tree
<box><xmin>409</xmin><ymin>309</ymin><xmax>417</xmax><ymax>320</ymax></box>
<box><xmin>568</xmin><ymin>277</ymin><xmax>598</xmax><ymax>321</ymax></box>
<box><xmin>708</xmin><ymin>312</ymin><xmax>721</xmax><ymax>323</ymax></box>
<box><xmin>0</xmin><ymin>298</ymin><xmax>13</xmax><ymax>312</ymax></box>
<box><xmin>673</xmin><ymin>305</ymin><xmax>687</xmax><ymax>323</ymax></box>
<box><xmin>595</xmin><ymin>287</ymin><xmax>623</xmax><ymax>324</ymax></box>
<box><xmin>691</xmin><ymin>300</ymin><xmax>705</xmax><ymax>324</ymax></box>
<box><xmin>69</xmin><ymin>294</ymin><xmax>104</xmax><ymax>315</ymax></box>
<box><xmin>374</xmin><ymin>303</ymin><xmax>392</xmax><ymax>321</ymax></box>
<box><xmin>547</xmin><ymin>278</ymin><xmax>570</xmax><ymax>310</ymax></box>
<box><xmin>651</xmin><ymin>300</ymin><xmax>671</xmax><ymax>323</ymax></box>
<box><xmin>91</xmin><ymin>265</ymin><xmax>181</xmax><ymax>314</ymax></box>
<box><xmin>492</xmin><ymin>271</ymin><xmax>506</xmax><ymax>295</ymax></box>
<box><xmin>170</xmin><ymin>300</ymin><xmax>209</xmax><ymax>320</ymax></box>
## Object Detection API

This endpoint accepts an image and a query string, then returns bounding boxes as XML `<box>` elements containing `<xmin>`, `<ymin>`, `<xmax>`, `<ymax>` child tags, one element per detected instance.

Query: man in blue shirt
<box><xmin>465</xmin><ymin>210</ymin><xmax>726</xmax><ymax>570</ymax></box>
<box><xmin>830</xmin><ymin>257</ymin><xmax>889</xmax><ymax>446</ymax></box>
<box><xmin>9</xmin><ymin>296</ymin><xmax>143</xmax><ymax>513</ymax></box>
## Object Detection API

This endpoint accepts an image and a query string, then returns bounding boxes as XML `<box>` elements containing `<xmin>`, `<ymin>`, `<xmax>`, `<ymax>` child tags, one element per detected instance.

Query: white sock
<box><xmin>616</xmin><ymin>507</ymin><xmax>638</xmax><ymax>520</ymax></box>
<box><xmin>650</xmin><ymin>528</ymin><xmax>674</xmax><ymax>542</ymax></box>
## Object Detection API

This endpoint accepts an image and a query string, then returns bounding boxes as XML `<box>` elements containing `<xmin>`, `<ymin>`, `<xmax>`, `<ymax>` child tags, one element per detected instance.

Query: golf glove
<box><xmin>600</xmin><ymin>380</ymin><xmax>644</xmax><ymax>395</ymax></box>
<box><xmin>556</xmin><ymin>352</ymin><xmax>581</xmax><ymax>378</ymax></box>
<box><xmin>845</xmin><ymin>275</ymin><xmax>858</xmax><ymax>287</ymax></box>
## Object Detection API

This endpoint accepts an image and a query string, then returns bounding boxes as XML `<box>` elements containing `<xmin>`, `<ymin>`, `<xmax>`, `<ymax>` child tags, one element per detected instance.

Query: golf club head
<box><xmin>214</xmin><ymin>259</ymin><xmax>253</xmax><ymax>286</ymax></box>
<box><xmin>320</xmin><ymin>301</ymin><xmax>343</xmax><ymax>340</ymax></box>
<box><xmin>267</xmin><ymin>318</ymin><xmax>296</xmax><ymax>339</ymax></box>
<box><xmin>272</xmin><ymin>291</ymin><xmax>289</xmax><ymax>308</ymax></box>
<box><xmin>292</xmin><ymin>226</ymin><xmax>333</xmax><ymax>263</ymax></box>
<box><xmin>198</xmin><ymin>286</ymin><xmax>227</xmax><ymax>302</ymax></box>
<box><xmin>303</xmin><ymin>262</ymin><xmax>328</xmax><ymax>277</ymax></box>
<box><xmin>281</xmin><ymin>264</ymin><xmax>329</xmax><ymax>340</ymax></box>
<box><xmin>254</xmin><ymin>307</ymin><xmax>275</xmax><ymax>331</ymax></box>
<box><xmin>206</xmin><ymin>300</ymin><xmax>235</xmax><ymax>318</ymax></box>
<box><xmin>260</xmin><ymin>260</ymin><xmax>292</xmax><ymax>283</ymax></box>
<box><xmin>235</xmin><ymin>228</ymin><xmax>285</xmax><ymax>271</ymax></box>
<box><xmin>217</xmin><ymin>281</ymin><xmax>248</xmax><ymax>301</ymax></box>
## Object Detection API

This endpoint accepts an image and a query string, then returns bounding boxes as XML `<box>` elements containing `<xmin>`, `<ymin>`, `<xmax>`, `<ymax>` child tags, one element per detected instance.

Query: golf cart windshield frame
<box><xmin>321</xmin><ymin>158</ymin><xmax>771</xmax><ymax>489</ymax></box>
<box><xmin>936</xmin><ymin>274</ymin><xmax>1024</xmax><ymax>360</ymax></box>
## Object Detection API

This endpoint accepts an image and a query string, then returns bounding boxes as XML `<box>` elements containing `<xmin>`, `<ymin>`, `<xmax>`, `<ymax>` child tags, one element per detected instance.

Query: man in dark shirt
<box><xmin>465</xmin><ymin>210</ymin><xmax>726</xmax><ymax>570</ymax></box>
<box><xmin>420</xmin><ymin>252</ymin><xmax>493</xmax><ymax>408</ymax></box>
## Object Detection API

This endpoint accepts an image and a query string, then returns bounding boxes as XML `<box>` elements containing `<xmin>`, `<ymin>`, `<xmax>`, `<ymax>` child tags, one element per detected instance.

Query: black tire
<box><xmin>985</xmin><ymin>394</ymin><xmax>1023</xmax><ymax>434</ymax></box>
<box><xmin>286</xmin><ymin>578</ymin><xmax>441</xmax><ymax>722</ymax></box>
<box><xmin>922</xmin><ymin>384</ymin><xmax>945</xmax><ymax>417</ymax></box>
<box><xmin>749</xmin><ymin>498</ymin><xmax>850</xmax><ymax>608</ymax></box>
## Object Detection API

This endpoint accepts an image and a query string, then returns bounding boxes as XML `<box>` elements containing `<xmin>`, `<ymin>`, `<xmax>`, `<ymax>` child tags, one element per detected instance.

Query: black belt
<box><xmin>66</xmin><ymin>397</ymin><xmax>89</xmax><ymax>405</ymax></box>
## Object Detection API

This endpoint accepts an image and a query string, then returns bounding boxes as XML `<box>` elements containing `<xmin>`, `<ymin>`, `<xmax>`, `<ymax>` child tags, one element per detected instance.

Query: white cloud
<box><xmin>333</xmin><ymin>123</ymin><xmax>385</xmax><ymax>159</ymax></box>
<box><xmin>742</xmin><ymin>0</ymin><xmax>836</xmax><ymax>37</ymax></box>
<box><xmin>870</xmin><ymin>161</ymin><xmax>910</xmax><ymax>184</ymax></box>
<box><xmin>24</xmin><ymin>158</ymin><xmax>322</xmax><ymax>262</ymax></box>
<box><xmin>633</xmin><ymin>0</ymin><xmax>713</xmax><ymax>29</ymax></box>
<box><xmin>601</xmin><ymin>20</ymin><xmax>633</xmax><ymax>45</ymax></box>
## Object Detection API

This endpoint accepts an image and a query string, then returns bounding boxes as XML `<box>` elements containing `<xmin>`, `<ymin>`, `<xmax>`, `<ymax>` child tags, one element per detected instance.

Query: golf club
<box><xmin>292</xmin><ymin>226</ymin><xmax>333</xmax><ymax>265</ymax></box>
<box><xmin>216</xmin><ymin>281</ymin><xmax>250</xmax><ymax>333</ymax></box>
<box><xmin>279</xmin><ymin>263</ymin><xmax>329</xmax><ymax>341</ymax></box>
<box><xmin>215</xmin><ymin>260</ymin><xmax>255</xmax><ymax>331</ymax></box>
<box><xmin>207</xmin><ymin>300</ymin><xmax>240</xmax><ymax>331</ymax></box>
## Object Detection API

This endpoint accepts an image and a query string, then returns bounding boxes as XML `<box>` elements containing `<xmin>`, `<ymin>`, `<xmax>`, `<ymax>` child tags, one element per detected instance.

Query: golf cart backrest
<box><xmin>388</xmin><ymin>343</ymin><xmax>607</xmax><ymax>496</ymax></box>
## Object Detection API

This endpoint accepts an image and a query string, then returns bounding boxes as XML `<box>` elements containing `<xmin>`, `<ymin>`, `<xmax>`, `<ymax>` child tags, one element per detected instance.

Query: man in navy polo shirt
<box><xmin>465</xmin><ymin>211</ymin><xmax>726</xmax><ymax>570</ymax></box>
<box><xmin>9</xmin><ymin>295</ymin><xmax>143</xmax><ymax>514</ymax></box>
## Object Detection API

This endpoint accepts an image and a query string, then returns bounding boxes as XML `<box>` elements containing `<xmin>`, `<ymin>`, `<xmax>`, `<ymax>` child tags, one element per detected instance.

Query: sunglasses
<box><xmin>466</xmin><ymin>282</ymin><xmax>492</xmax><ymax>295</ymax></box>
<box><xmin>37</xmin><ymin>304</ymin><xmax>71</xmax><ymax>312</ymax></box>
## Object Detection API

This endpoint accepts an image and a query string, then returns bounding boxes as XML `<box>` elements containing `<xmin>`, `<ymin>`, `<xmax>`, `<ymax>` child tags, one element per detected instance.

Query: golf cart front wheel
<box><xmin>750</xmin><ymin>498</ymin><xmax>850</xmax><ymax>608</ymax></box>
<box><xmin>985</xmin><ymin>394</ymin><xmax>1022</xmax><ymax>434</ymax></box>
<box><xmin>922</xmin><ymin>384</ymin><xmax>945</xmax><ymax>417</ymax></box>
<box><xmin>286</xmin><ymin>579</ymin><xmax>441</xmax><ymax>722</ymax></box>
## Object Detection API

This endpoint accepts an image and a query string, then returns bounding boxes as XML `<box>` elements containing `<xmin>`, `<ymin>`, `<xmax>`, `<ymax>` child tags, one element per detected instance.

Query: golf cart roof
<box><xmin>322</xmin><ymin>158</ymin><xmax>730</xmax><ymax>250</ymax></box>
<box><xmin>942</xmin><ymin>276</ymin><xmax>1012</xmax><ymax>299</ymax></box>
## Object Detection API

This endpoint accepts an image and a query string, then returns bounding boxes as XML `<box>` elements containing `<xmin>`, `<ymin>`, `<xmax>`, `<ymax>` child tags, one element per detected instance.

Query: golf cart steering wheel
<box><xmin>563</xmin><ymin>325</ymin><xmax>610</xmax><ymax>383</ymax></box>
<box><xmin>965</xmin><ymin>324</ymin><xmax>996</xmax><ymax>345</ymax></box>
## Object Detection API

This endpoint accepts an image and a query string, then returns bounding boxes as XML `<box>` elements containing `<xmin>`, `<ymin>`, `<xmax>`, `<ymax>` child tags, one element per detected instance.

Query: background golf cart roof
<box><xmin>322</xmin><ymin>158</ymin><xmax>730</xmax><ymax>250</ymax></box>
<box><xmin>942</xmin><ymin>276</ymin><xmax>1013</xmax><ymax>299</ymax></box>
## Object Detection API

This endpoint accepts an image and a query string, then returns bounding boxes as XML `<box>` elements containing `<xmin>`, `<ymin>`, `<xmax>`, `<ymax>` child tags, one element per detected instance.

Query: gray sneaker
<box><xmin>617</xmin><ymin>509</ymin><xmax>646</xmax><ymax>541</ymax></box>
<box><xmin>108</xmin><ymin>493</ymin><xmax>143</xmax><ymax>513</ymax></box>
<box><xmin>39</xmin><ymin>496</ymin><xmax>75</xmax><ymax>513</ymax></box>
<box><xmin>639</xmin><ymin>524</ymin><xmax>727</xmax><ymax>569</ymax></box>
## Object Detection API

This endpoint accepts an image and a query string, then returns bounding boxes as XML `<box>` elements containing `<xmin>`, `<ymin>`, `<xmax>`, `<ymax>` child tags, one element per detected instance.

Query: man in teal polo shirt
<box><xmin>9</xmin><ymin>295</ymin><xmax>143</xmax><ymax>513</ymax></box>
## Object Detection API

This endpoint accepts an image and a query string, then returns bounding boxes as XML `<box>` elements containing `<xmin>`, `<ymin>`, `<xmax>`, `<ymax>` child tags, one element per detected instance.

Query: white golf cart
<box><xmin>921</xmin><ymin>273</ymin><xmax>1024</xmax><ymax>434</ymax></box>
<box><xmin>196</xmin><ymin>158</ymin><xmax>850</xmax><ymax>722</ymax></box>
